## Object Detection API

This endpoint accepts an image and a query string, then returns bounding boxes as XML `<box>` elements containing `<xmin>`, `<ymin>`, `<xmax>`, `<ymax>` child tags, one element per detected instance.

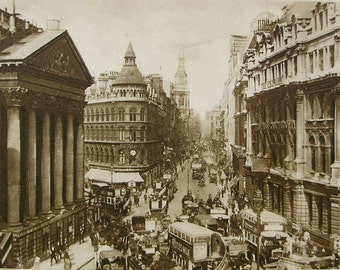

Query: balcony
<box><xmin>261</xmin><ymin>77</ymin><xmax>289</xmax><ymax>90</ymax></box>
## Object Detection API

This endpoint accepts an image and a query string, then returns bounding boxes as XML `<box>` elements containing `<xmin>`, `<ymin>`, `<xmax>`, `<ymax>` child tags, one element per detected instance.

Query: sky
<box><xmin>2</xmin><ymin>0</ymin><xmax>289</xmax><ymax>118</ymax></box>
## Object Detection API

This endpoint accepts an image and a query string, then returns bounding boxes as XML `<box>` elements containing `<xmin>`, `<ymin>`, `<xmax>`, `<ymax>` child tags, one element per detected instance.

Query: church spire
<box><xmin>175</xmin><ymin>48</ymin><xmax>187</xmax><ymax>89</ymax></box>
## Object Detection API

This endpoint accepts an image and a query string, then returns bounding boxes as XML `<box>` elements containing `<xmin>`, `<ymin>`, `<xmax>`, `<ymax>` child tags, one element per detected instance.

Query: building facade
<box><xmin>0</xmin><ymin>11</ymin><xmax>93</xmax><ymax>267</ymax></box>
<box><xmin>243</xmin><ymin>2</ymin><xmax>340</xmax><ymax>250</ymax></box>
<box><xmin>84</xmin><ymin>43</ymin><xmax>178</xmax><ymax>192</ymax></box>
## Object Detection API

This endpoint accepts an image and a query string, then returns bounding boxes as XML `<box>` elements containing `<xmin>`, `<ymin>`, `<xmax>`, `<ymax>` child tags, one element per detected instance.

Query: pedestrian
<box><xmin>63</xmin><ymin>250</ymin><xmax>70</xmax><ymax>261</ymax></box>
<box><xmin>135</xmin><ymin>195</ymin><xmax>140</xmax><ymax>207</ymax></box>
<box><xmin>144</xmin><ymin>193</ymin><xmax>148</xmax><ymax>204</ymax></box>
<box><xmin>79</xmin><ymin>226</ymin><xmax>85</xmax><ymax>244</ymax></box>
<box><xmin>334</xmin><ymin>251</ymin><xmax>340</xmax><ymax>268</ymax></box>
<box><xmin>64</xmin><ymin>257</ymin><xmax>72</xmax><ymax>270</ymax></box>
<box><xmin>50</xmin><ymin>246</ymin><xmax>58</xmax><ymax>266</ymax></box>
<box><xmin>34</xmin><ymin>256</ymin><xmax>40</xmax><ymax>269</ymax></box>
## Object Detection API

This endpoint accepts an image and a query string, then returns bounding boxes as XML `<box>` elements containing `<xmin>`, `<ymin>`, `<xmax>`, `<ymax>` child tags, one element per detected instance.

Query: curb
<box><xmin>76</xmin><ymin>257</ymin><xmax>94</xmax><ymax>270</ymax></box>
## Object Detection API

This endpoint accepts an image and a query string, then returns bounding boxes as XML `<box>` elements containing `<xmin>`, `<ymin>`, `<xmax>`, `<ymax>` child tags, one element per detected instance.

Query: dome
<box><xmin>113</xmin><ymin>42</ymin><xmax>145</xmax><ymax>85</ymax></box>
<box><xmin>114</xmin><ymin>65</ymin><xmax>144</xmax><ymax>85</ymax></box>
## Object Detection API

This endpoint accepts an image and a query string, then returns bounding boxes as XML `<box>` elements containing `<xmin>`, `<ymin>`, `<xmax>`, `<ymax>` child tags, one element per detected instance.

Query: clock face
<box><xmin>130</xmin><ymin>149</ymin><xmax>137</xmax><ymax>156</ymax></box>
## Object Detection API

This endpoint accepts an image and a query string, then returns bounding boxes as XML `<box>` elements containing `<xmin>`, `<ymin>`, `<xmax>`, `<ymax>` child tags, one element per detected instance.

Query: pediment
<box><xmin>26</xmin><ymin>32</ymin><xmax>92</xmax><ymax>83</ymax></box>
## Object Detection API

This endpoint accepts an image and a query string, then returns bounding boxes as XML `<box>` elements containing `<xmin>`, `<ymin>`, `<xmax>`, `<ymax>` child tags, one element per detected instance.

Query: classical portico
<box><xmin>0</xmin><ymin>27</ymin><xmax>93</xmax><ymax>267</ymax></box>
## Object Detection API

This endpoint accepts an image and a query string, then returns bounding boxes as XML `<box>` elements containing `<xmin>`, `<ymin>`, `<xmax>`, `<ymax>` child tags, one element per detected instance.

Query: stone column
<box><xmin>41</xmin><ymin>112</ymin><xmax>51</xmax><ymax>216</ymax></box>
<box><xmin>330</xmin><ymin>195</ymin><xmax>340</xmax><ymax>234</ymax></box>
<box><xmin>53</xmin><ymin>114</ymin><xmax>63</xmax><ymax>210</ymax></box>
<box><xmin>76</xmin><ymin>122</ymin><xmax>84</xmax><ymax>203</ymax></box>
<box><xmin>26</xmin><ymin>108</ymin><xmax>37</xmax><ymax>220</ymax></box>
<box><xmin>293</xmin><ymin>182</ymin><xmax>309</xmax><ymax>227</ymax></box>
<box><xmin>331</xmin><ymin>85</ymin><xmax>340</xmax><ymax>185</ymax></box>
<box><xmin>65</xmin><ymin>113</ymin><xmax>74</xmax><ymax>206</ymax></box>
<box><xmin>7</xmin><ymin>105</ymin><xmax>21</xmax><ymax>226</ymax></box>
<box><xmin>294</xmin><ymin>90</ymin><xmax>306</xmax><ymax>178</ymax></box>
<box><xmin>322</xmin><ymin>197</ymin><xmax>329</xmax><ymax>235</ymax></box>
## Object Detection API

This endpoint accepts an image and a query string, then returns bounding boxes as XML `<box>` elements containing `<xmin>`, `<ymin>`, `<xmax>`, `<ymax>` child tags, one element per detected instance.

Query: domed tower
<box><xmin>173</xmin><ymin>50</ymin><xmax>190</xmax><ymax>119</ymax></box>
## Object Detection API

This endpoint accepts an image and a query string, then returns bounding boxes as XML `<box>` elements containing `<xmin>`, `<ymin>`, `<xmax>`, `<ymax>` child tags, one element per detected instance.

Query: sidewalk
<box><xmin>31</xmin><ymin>236</ymin><xmax>94</xmax><ymax>270</ymax></box>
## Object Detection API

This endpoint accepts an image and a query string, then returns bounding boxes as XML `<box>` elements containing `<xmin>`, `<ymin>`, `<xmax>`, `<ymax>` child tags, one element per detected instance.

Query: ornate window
<box><xmin>119</xmin><ymin>127</ymin><xmax>125</xmax><ymax>141</ymax></box>
<box><xmin>309</xmin><ymin>136</ymin><xmax>316</xmax><ymax>171</ymax></box>
<box><xmin>119</xmin><ymin>150</ymin><xmax>125</xmax><ymax>165</ymax></box>
<box><xmin>118</xmin><ymin>108</ymin><xmax>125</xmax><ymax>121</ymax></box>
<box><xmin>319</xmin><ymin>136</ymin><xmax>326</xmax><ymax>173</ymax></box>
<box><xmin>140</xmin><ymin>126</ymin><xmax>145</xmax><ymax>141</ymax></box>
<box><xmin>140</xmin><ymin>108</ymin><xmax>145</xmax><ymax>121</ymax></box>
<box><xmin>130</xmin><ymin>127</ymin><xmax>137</xmax><ymax>142</ymax></box>
<box><xmin>130</xmin><ymin>107</ymin><xmax>137</xmax><ymax>121</ymax></box>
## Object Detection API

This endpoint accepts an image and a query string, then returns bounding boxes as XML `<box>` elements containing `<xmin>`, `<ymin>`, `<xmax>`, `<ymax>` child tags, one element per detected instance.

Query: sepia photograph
<box><xmin>0</xmin><ymin>0</ymin><xmax>339</xmax><ymax>269</ymax></box>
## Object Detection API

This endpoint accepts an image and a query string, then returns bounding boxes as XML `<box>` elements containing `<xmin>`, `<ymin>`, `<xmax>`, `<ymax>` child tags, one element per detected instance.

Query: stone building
<box><xmin>84</xmin><ymin>43</ymin><xmax>179</xmax><ymax>194</ymax></box>
<box><xmin>243</xmin><ymin>2</ymin><xmax>340</xmax><ymax>250</ymax></box>
<box><xmin>0</xmin><ymin>9</ymin><xmax>93</xmax><ymax>267</ymax></box>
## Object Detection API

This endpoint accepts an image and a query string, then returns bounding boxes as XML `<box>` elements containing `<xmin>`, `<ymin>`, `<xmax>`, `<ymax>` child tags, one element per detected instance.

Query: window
<box><xmin>309</xmin><ymin>136</ymin><xmax>316</xmax><ymax>171</ymax></box>
<box><xmin>293</xmin><ymin>56</ymin><xmax>297</xmax><ymax>76</ymax></box>
<box><xmin>119</xmin><ymin>150</ymin><xmax>125</xmax><ymax>164</ymax></box>
<box><xmin>330</xmin><ymin>45</ymin><xmax>334</xmax><ymax>68</ymax></box>
<box><xmin>314</xmin><ymin>14</ymin><xmax>317</xmax><ymax>31</ymax></box>
<box><xmin>179</xmin><ymin>96</ymin><xmax>184</xmax><ymax>106</ymax></box>
<box><xmin>119</xmin><ymin>127</ymin><xmax>125</xmax><ymax>141</ymax></box>
<box><xmin>130</xmin><ymin>108</ymin><xmax>137</xmax><ymax>121</ymax></box>
<box><xmin>118</xmin><ymin>108</ymin><xmax>125</xmax><ymax>121</ymax></box>
<box><xmin>319</xmin><ymin>12</ymin><xmax>323</xmax><ymax>30</ymax></box>
<box><xmin>140</xmin><ymin>126</ymin><xmax>145</xmax><ymax>141</ymax></box>
<box><xmin>130</xmin><ymin>128</ymin><xmax>136</xmax><ymax>141</ymax></box>
<box><xmin>309</xmin><ymin>53</ymin><xmax>314</xmax><ymax>73</ymax></box>
<box><xmin>140</xmin><ymin>108</ymin><xmax>145</xmax><ymax>121</ymax></box>
<box><xmin>320</xmin><ymin>136</ymin><xmax>326</xmax><ymax>173</ymax></box>
<box><xmin>319</xmin><ymin>49</ymin><xmax>324</xmax><ymax>71</ymax></box>
<box><xmin>325</xmin><ymin>9</ymin><xmax>328</xmax><ymax>27</ymax></box>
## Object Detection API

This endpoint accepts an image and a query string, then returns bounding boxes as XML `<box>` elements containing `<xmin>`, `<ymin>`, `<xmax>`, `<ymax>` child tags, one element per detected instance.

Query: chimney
<box><xmin>46</xmin><ymin>19</ymin><xmax>60</xmax><ymax>30</ymax></box>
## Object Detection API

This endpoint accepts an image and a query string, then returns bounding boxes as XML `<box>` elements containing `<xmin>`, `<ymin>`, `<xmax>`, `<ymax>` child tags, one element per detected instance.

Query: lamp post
<box><xmin>254</xmin><ymin>189</ymin><xmax>263</xmax><ymax>270</ymax></box>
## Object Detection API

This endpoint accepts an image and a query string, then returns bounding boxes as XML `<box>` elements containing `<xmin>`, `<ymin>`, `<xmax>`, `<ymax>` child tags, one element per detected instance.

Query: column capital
<box><xmin>296</xmin><ymin>89</ymin><xmax>304</xmax><ymax>103</ymax></box>
<box><xmin>334</xmin><ymin>34</ymin><xmax>340</xmax><ymax>42</ymax></box>
<box><xmin>331</xmin><ymin>84</ymin><xmax>340</xmax><ymax>96</ymax></box>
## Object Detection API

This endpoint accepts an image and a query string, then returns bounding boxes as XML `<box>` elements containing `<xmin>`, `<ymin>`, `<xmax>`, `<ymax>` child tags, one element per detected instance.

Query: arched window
<box><xmin>130</xmin><ymin>127</ymin><xmax>137</xmax><ymax>141</ymax></box>
<box><xmin>96</xmin><ymin>108</ymin><xmax>99</xmax><ymax>121</ymax></box>
<box><xmin>119</xmin><ymin>126</ymin><xmax>125</xmax><ymax>141</ymax></box>
<box><xmin>119</xmin><ymin>150</ymin><xmax>125</xmax><ymax>165</ymax></box>
<box><xmin>309</xmin><ymin>136</ymin><xmax>316</xmax><ymax>171</ymax></box>
<box><xmin>130</xmin><ymin>107</ymin><xmax>137</xmax><ymax>121</ymax></box>
<box><xmin>319</xmin><ymin>136</ymin><xmax>326</xmax><ymax>173</ymax></box>
<box><xmin>140</xmin><ymin>108</ymin><xmax>145</xmax><ymax>121</ymax></box>
<box><xmin>118</xmin><ymin>108</ymin><xmax>125</xmax><ymax>121</ymax></box>
<box><xmin>140</xmin><ymin>126</ymin><xmax>145</xmax><ymax>141</ymax></box>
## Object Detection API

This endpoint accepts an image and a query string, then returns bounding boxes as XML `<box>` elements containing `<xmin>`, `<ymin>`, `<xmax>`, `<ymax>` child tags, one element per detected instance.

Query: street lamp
<box><xmin>254</xmin><ymin>189</ymin><xmax>263</xmax><ymax>270</ymax></box>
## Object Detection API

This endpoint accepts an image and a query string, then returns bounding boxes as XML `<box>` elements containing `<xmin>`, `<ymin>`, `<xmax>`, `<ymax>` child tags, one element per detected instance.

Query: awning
<box><xmin>85</xmin><ymin>168</ymin><xmax>111</xmax><ymax>182</ymax></box>
<box><xmin>85</xmin><ymin>169</ymin><xmax>144</xmax><ymax>184</ymax></box>
<box><xmin>91</xmin><ymin>182</ymin><xmax>108</xmax><ymax>187</ymax></box>
<box><xmin>113</xmin><ymin>172</ymin><xmax>144</xmax><ymax>183</ymax></box>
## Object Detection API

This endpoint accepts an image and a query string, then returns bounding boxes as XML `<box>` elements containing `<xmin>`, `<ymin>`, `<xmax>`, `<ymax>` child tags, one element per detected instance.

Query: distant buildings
<box><xmin>214</xmin><ymin>1</ymin><xmax>340</xmax><ymax>251</ymax></box>
<box><xmin>0</xmin><ymin>8</ymin><xmax>93</xmax><ymax>268</ymax></box>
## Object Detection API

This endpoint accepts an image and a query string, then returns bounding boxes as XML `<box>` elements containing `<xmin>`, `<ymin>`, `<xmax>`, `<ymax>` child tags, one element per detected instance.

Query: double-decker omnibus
<box><xmin>168</xmin><ymin>222</ymin><xmax>225</xmax><ymax>270</ymax></box>
<box><xmin>242</xmin><ymin>208</ymin><xmax>290</xmax><ymax>267</ymax></box>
